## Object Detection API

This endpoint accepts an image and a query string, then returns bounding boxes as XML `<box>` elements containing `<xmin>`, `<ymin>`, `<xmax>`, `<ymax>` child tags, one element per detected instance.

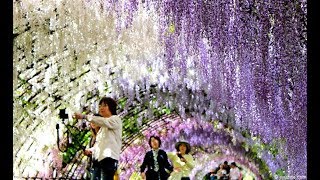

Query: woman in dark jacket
<box><xmin>140</xmin><ymin>136</ymin><xmax>173</xmax><ymax>180</ymax></box>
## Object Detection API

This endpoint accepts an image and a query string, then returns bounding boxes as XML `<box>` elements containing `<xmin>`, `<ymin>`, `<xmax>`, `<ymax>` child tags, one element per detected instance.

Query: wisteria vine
<box><xmin>13</xmin><ymin>0</ymin><xmax>306</xmax><ymax>179</ymax></box>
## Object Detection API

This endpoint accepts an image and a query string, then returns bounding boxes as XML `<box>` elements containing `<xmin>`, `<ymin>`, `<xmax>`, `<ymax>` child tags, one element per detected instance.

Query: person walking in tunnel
<box><xmin>84</xmin><ymin>121</ymin><xmax>101</xmax><ymax>180</ymax></box>
<box><xmin>74</xmin><ymin>96</ymin><xmax>122</xmax><ymax>180</ymax></box>
<box><xmin>140</xmin><ymin>136</ymin><xmax>173</xmax><ymax>180</ymax></box>
<box><xmin>229</xmin><ymin>162</ymin><xmax>242</xmax><ymax>180</ymax></box>
<box><xmin>203</xmin><ymin>168</ymin><xmax>218</xmax><ymax>180</ymax></box>
<box><xmin>167</xmin><ymin>141</ymin><xmax>195</xmax><ymax>180</ymax></box>
<box><xmin>216</xmin><ymin>164</ymin><xmax>228</xmax><ymax>180</ymax></box>
<box><xmin>223</xmin><ymin>161</ymin><xmax>230</xmax><ymax>175</ymax></box>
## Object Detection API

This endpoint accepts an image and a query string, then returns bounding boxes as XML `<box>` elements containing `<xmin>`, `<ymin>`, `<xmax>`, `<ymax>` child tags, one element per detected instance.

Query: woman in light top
<box><xmin>216</xmin><ymin>164</ymin><xmax>228</xmax><ymax>180</ymax></box>
<box><xmin>74</xmin><ymin>97</ymin><xmax>122</xmax><ymax>180</ymax></box>
<box><xmin>167</xmin><ymin>141</ymin><xmax>195</xmax><ymax>180</ymax></box>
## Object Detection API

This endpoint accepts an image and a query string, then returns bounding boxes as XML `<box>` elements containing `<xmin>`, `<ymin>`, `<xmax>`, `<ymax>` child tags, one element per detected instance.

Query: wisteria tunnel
<box><xmin>13</xmin><ymin>0</ymin><xmax>307</xmax><ymax>179</ymax></box>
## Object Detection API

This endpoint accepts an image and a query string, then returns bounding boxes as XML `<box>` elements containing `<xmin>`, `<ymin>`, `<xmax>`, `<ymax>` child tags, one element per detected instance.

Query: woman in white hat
<box><xmin>167</xmin><ymin>141</ymin><xmax>195</xmax><ymax>180</ymax></box>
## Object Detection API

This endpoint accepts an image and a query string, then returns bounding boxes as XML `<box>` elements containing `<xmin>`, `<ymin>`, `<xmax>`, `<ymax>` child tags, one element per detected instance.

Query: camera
<box><xmin>59</xmin><ymin>109</ymin><xmax>69</xmax><ymax>119</ymax></box>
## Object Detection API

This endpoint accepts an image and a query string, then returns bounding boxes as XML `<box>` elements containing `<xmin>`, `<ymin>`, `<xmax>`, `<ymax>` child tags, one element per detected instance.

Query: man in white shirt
<box><xmin>229</xmin><ymin>162</ymin><xmax>241</xmax><ymax>180</ymax></box>
<box><xmin>74</xmin><ymin>97</ymin><xmax>122</xmax><ymax>180</ymax></box>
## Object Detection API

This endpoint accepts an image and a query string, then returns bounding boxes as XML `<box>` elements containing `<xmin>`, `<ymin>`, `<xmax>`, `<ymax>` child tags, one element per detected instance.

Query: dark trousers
<box><xmin>97</xmin><ymin>157</ymin><xmax>118</xmax><ymax>180</ymax></box>
<box><xmin>146</xmin><ymin>170</ymin><xmax>169</xmax><ymax>180</ymax></box>
<box><xmin>86</xmin><ymin>160</ymin><xmax>101</xmax><ymax>180</ymax></box>
<box><xmin>181</xmin><ymin>177</ymin><xmax>190</xmax><ymax>180</ymax></box>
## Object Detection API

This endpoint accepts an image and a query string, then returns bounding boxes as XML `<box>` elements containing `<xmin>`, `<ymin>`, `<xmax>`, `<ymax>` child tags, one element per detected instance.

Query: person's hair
<box><xmin>214</xmin><ymin>166</ymin><xmax>220</xmax><ymax>173</ymax></box>
<box><xmin>230</xmin><ymin>162</ymin><xmax>237</xmax><ymax>167</ymax></box>
<box><xmin>91</xmin><ymin>126</ymin><xmax>100</xmax><ymax>135</ymax></box>
<box><xmin>91</xmin><ymin>113</ymin><xmax>101</xmax><ymax>135</ymax></box>
<box><xmin>224</xmin><ymin>161</ymin><xmax>228</xmax><ymax>165</ymax></box>
<box><xmin>99</xmin><ymin>97</ymin><xmax>117</xmax><ymax>115</ymax></box>
<box><xmin>148</xmin><ymin>136</ymin><xmax>161</xmax><ymax>148</ymax></box>
<box><xmin>175</xmin><ymin>141</ymin><xmax>191</xmax><ymax>154</ymax></box>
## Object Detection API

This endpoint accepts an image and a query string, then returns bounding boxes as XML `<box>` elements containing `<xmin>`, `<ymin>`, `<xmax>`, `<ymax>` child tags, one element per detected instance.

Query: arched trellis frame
<box><xmin>14</xmin><ymin>82</ymin><xmax>287</xmax><ymax>179</ymax></box>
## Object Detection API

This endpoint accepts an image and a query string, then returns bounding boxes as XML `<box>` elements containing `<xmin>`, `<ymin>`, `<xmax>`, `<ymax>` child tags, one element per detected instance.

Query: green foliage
<box><xmin>208</xmin><ymin>119</ymin><xmax>287</xmax><ymax>179</ymax></box>
<box><xmin>244</xmin><ymin>148</ymin><xmax>272</xmax><ymax>179</ymax></box>
<box><xmin>118</xmin><ymin>97</ymin><xmax>127</xmax><ymax>109</ymax></box>
<box><xmin>122</xmin><ymin>115</ymin><xmax>140</xmax><ymax>138</ymax></box>
<box><xmin>104</xmin><ymin>82</ymin><xmax>111</xmax><ymax>93</ymax></box>
<box><xmin>152</xmin><ymin>105</ymin><xmax>170</xmax><ymax>118</ymax></box>
<box><xmin>213</xmin><ymin>120</ymin><xmax>219</xmax><ymax>128</ymax></box>
<box><xmin>275</xmin><ymin>168</ymin><xmax>286</xmax><ymax>176</ymax></box>
<box><xmin>121</xmin><ymin>96</ymin><xmax>173</xmax><ymax>140</ymax></box>
<box><xmin>60</xmin><ymin>124</ymin><xmax>91</xmax><ymax>165</ymax></box>
<box><xmin>268</xmin><ymin>146</ymin><xmax>278</xmax><ymax>157</ymax></box>
<box><xmin>236</xmin><ymin>133</ymin><xmax>283</xmax><ymax>179</ymax></box>
<box><xmin>240</xmin><ymin>136</ymin><xmax>288</xmax><ymax>179</ymax></box>
<box><xmin>161</xmin><ymin>106</ymin><xmax>171</xmax><ymax>115</ymax></box>
<box><xmin>241</xmin><ymin>130</ymin><xmax>251</xmax><ymax>138</ymax></box>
